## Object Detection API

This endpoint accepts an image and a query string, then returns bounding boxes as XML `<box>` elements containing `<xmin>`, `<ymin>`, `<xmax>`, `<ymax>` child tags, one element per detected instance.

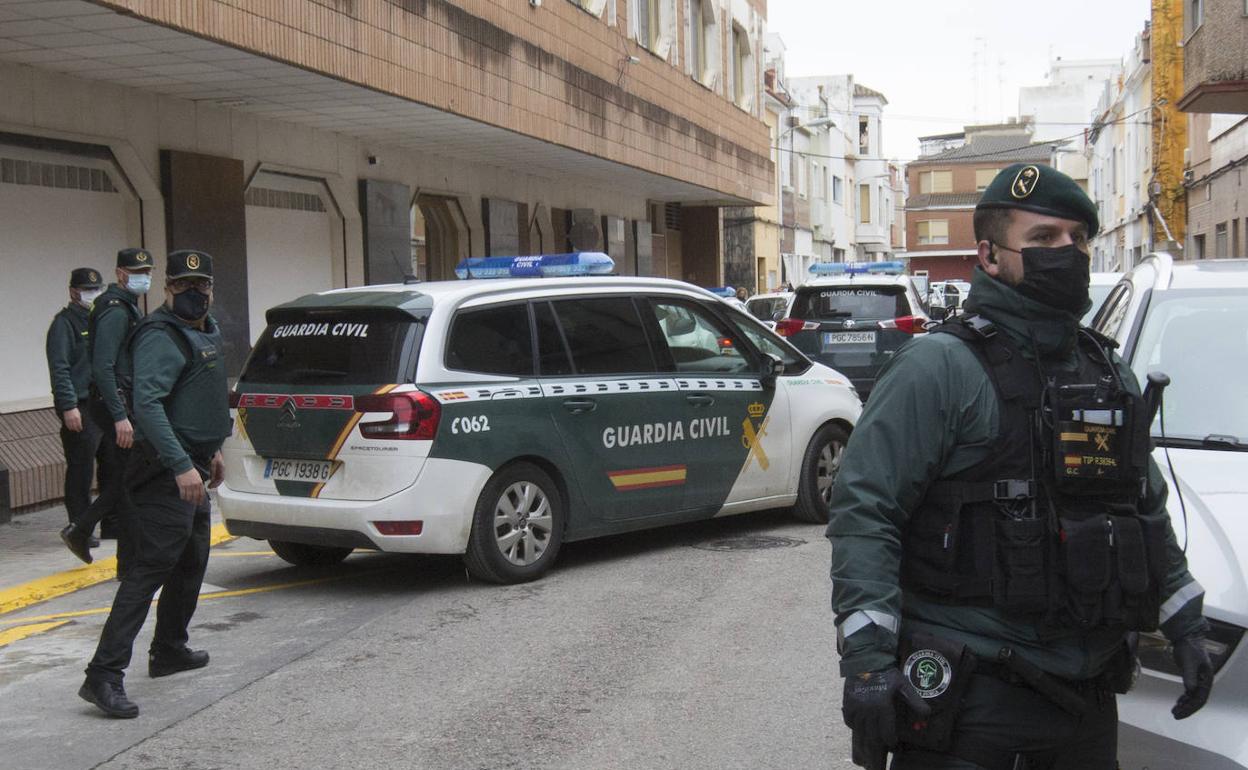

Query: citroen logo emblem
<box><xmin>277</xmin><ymin>400</ymin><xmax>300</xmax><ymax>429</ymax></box>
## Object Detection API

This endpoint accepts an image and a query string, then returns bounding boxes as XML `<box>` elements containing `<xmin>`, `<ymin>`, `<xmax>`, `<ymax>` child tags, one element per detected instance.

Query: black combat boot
<box><xmin>78</xmin><ymin>677</ymin><xmax>139</xmax><ymax>718</ymax></box>
<box><xmin>59</xmin><ymin>525</ymin><xmax>93</xmax><ymax>565</ymax></box>
<box><xmin>148</xmin><ymin>647</ymin><xmax>210</xmax><ymax>678</ymax></box>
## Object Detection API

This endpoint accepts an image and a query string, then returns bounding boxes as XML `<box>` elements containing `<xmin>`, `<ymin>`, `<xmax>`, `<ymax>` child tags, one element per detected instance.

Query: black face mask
<box><xmin>1013</xmin><ymin>244</ymin><xmax>1090</xmax><ymax>314</ymax></box>
<box><xmin>172</xmin><ymin>288</ymin><xmax>210</xmax><ymax>321</ymax></box>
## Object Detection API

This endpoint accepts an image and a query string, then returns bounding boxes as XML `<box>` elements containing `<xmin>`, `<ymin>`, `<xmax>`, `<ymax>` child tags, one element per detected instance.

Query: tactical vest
<box><xmin>115</xmin><ymin>316</ymin><xmax>196</xmax><ymax>419</ymax></box>
<box><xmin>900</xmin><ymin>315</ymin><xmax>1164</xmax><ymax>632</ymax></box>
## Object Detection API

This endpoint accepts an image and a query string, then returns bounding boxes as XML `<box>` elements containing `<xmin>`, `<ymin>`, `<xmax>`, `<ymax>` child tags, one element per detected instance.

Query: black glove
<box><xmin>1171</xmin><ymin>635</ymin><xmax>1213</xmax><ymax>719</ymax></box>
<box><xmin>843</xmin><ymin>668</ymin><xmax>932</xmax><ymax>754</ymax></box>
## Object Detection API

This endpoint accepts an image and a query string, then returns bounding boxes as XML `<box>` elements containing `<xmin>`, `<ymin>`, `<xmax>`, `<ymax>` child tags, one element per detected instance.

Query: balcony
<box><xmin>1178</xmin><ymin>1</ymin><xmax>1248</xmax><ymax>113</ymax></box>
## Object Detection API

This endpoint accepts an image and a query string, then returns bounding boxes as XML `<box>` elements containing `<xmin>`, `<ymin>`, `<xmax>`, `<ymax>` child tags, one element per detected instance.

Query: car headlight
<box><xmin>1137</xmin><ymin>618</ymin><xmax>1245</xmax><ymax>676</ymax></box>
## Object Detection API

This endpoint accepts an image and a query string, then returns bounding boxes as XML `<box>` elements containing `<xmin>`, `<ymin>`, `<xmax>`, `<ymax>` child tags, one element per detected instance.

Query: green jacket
<box><xmin>130</xmin><ymin>306</ymin><xmax>232</xmax><ymax>475</ymax></box>
<box><xmin>90</xmin><ymin>283</ymin><xmax>143</xmax><ymax>422</ymax></box>
<box><xmin>827</xmin><ymin>268</ymin><xmax>1207</xmax><ymax>679</ymax></box>
<box><xmin>45</xmin><ymin>303</ymin><xmax>91</xmax><ymax>411</ymax></box>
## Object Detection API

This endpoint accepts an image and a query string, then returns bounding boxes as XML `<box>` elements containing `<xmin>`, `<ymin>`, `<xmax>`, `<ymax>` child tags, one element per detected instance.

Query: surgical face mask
<box><xmin>126</xmin><ymin>272</ymin><xmax>152</xmax><ymax>295</ymax></box>
<box><xmin>171</xmin><ymin>288</ymin><xmax>211</xmax><ymax>321</ymax></box>
<box><xmin>1014</xmin><ymin>244</ymin><xmax>1091</xmax><ymax>315</ymax></box>
<box><xmin>77</xmin><ymin>289</ymin><xmax>102</xmax><ymax>309</ymax></box>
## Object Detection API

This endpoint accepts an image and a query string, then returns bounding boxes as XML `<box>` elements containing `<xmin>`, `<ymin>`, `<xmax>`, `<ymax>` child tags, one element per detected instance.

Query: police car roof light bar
<box><xmin>708</xmin><ymin>287</ymin><xmax>737</xmax><ymax>298</ymax></box>
<box><xmin>454</xmin><ymin>252</ymin><xmax>615</xmax><ymax>279</ymax></box>
<box><xmin>808</xmin><ymin>260</ymin><xmax>906</xmax><ymax>276</ymax></box>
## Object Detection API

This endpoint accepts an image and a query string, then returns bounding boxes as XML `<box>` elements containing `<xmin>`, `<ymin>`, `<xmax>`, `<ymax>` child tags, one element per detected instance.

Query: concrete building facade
<box><xmin>0</xmin><ymin>0</ymin><xmax>772</xmax><ymax>512</ymax></box>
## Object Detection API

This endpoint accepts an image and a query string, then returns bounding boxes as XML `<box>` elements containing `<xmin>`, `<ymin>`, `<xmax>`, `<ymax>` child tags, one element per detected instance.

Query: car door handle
<box><xmin>562</xmin><ymin>398</ymin><xmax>597</xmax><ymax>414</ymax></box>
<box><xmin>686</xmin><ymin>394</ymin><xmax>715</xmax><ymax>407</ymax></box>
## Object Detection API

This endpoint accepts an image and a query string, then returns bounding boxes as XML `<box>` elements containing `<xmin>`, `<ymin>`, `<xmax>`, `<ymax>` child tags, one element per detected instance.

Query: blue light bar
<box><xmin>808</xmin><ymin>260</ymin><xmax>906</xmax><ymax>276</ymax></box>
<box><xmin>454</xmin><ymin>252</ymin><xmax>615</xmax><ymax>279</ymax></box>
<box><xmin>708</xmin><ymin>287</ymin><xmax>737</xmax><ymax>298</ymax></box>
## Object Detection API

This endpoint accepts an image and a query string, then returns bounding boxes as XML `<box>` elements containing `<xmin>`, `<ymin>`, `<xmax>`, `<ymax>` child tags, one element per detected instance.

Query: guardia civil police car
<box><xmin>218</xmin><ymin>253</ymin><xmax>862</xmax><ymax>584</ymax></box>
<box><xmin>775</xmin><ymin>261</ymin><xmax>929</xmax><ymax>399</ymax></box>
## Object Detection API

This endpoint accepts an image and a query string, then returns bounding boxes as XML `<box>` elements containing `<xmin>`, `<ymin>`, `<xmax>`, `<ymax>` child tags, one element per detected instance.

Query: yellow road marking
<box><xmin>0</xmin><ymin>620</ymin><xmax>71</xmax><ymax>647</ymax></box>
<box><xmin>0</xmin><ymin>524</ymin><xmax>236</xmax><ymax>617</ymax></box>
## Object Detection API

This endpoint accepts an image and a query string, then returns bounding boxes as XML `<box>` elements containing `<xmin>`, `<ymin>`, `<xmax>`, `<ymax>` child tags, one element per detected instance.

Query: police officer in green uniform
<box><xmin>48</xmin><ymin>268</ymin><xmax>106</xmax><ymax>542</ymax></box>
<box><xmin>60</xmin><ymin>248</ymin><xmax>152</xmax><ymax>564</ymax></box>
<box><xmin>79</xmin><ymin>250</ymin><xmax>230</xmax><ymax>719</ymax></box>
<box><xmin>829</xmin><ymin>164</ymin><xmax>1214</xmax><ymax>769</ymax></box>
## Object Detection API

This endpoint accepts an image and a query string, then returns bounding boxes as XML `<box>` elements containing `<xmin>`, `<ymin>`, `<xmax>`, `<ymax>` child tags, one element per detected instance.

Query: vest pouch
<box><xmin>902</xmin><ymin>497</ymin><xmax>963</xmax><ymax>598</ymax></box>
<box><xmin>1111</xmin><ymin>514</ymin><xmax>1161</xmax><ymax>631</ymax></box>
<box><xmin>896</xmin><ymin>632</ymin><xmax>978</xmax><ymax>752</ymax></box>
<box><xmin>1059</xmin><ymin>514</ymin><xmax>1111</xmax><ymax>627</ymax></box>
<box><xmin>992</xmin><ymin>517</ymin><xmax>1048</xmax><ymax>614</ymax></box>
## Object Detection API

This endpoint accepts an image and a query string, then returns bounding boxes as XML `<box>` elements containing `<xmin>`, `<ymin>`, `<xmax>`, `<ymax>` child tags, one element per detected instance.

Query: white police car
<box><xmin>219</xmin><ymin>253</ymin><xmax>862</xmax><ymax>583</ymax></box>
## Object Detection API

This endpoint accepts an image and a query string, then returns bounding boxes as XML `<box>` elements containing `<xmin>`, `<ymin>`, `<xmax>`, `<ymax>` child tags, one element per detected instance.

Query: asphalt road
<box><xmin>0</xmin><ymin>509</ymin><xmax>857</xmax><ymax>770</ymax></box>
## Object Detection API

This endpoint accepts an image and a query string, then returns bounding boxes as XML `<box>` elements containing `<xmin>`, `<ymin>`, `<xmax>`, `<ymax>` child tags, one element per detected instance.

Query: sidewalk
<box><xmin>0</xmin><ymin>502</ymin><xmax>115</xmax><ymax>596</ymax></box>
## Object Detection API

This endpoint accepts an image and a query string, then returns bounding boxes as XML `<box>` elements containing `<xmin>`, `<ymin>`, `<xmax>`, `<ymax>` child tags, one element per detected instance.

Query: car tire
<box><xmin>463</xmin><ymin>462</ymin><xmax>564</xmax><ymax>584</ymax></box>
<box><xmin>268</xmin><ymin>539</ymin><xmax>353</xmax><ymax>567</ymax></box>
<box><xmin>792</xmin><ymin>423</ymin><xmax>849</xmax><ymax>524</ymax></box>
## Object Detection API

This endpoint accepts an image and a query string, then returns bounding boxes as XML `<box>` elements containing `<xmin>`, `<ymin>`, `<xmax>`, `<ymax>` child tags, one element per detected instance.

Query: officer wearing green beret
<box><xmin>47</xmin><ymin>268</ymin><xmax>106</xmax><ymax>540</ymax></box>
<box><xmin>61</xmin><ymin>248</ymin><xmax>154</xmax><ymax>565</ymax></box>
<box><xmin>80</xmin><ymin>249</ymin><xmax>231</xmax><ymax>719</ymax></box>
<box><xmin>830</xmin><ymin>164</ymin><xmax>1213</xmax><ymax>768</ymax></box>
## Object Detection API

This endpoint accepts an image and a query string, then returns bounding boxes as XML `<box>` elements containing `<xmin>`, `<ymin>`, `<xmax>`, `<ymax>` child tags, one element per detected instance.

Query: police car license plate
<box><xmin>264</xmin><ymin>459</ymin><xmax>333</xmax><ymax>483</ymax></box>
<box><xmin>824</xmin><ymin>331</ymin><xmax>875</xmax><ymax>345</ymax></box>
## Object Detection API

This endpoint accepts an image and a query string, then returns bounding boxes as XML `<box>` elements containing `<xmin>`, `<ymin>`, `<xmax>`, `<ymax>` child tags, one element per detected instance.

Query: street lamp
<box><xmin>778</xmin><ymin>115</ymin><xmax>835</xmax><ymax>286</ymax></box>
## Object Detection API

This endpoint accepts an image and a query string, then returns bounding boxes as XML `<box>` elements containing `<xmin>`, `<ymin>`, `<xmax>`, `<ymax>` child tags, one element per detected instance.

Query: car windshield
<box><xmin>792</xmin><ymin>285</ymin><xmax>907</xmax><ymax>320</ymax></box>
<box><xmin>1129</xmin><ymin>289</ymin><xmax>1248</xmax><ymax>444</ymax></box>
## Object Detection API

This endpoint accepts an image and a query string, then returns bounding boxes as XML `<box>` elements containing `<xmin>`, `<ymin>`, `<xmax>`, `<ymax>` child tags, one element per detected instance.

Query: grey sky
<box><xmin>767</xmin><ymin>0</ymin><xmax>1150</xmax><ymax>161</ymax></box>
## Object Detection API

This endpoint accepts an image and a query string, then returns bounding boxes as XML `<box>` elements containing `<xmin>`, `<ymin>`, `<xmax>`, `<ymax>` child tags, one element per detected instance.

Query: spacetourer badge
<box><xmin>904</xmin><ymin>648</ymin><xmax>953</xmax><ymax>698</ymax></box>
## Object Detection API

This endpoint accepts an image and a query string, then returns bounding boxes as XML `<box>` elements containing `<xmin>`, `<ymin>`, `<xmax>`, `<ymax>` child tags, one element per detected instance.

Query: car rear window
<box><xmin>747</xmin><ymin>297</ymin><xmax>789</xmax><ymax>320</ymax></box>
<box><xmin>792</xmin><ymin>285</ymin><xmax>907</xmax><ymax>320</ymax></box>
<box><xmin>241</xmin><ymin>311</ymin><xmax>419</xmax><ymax>385</ymax></box>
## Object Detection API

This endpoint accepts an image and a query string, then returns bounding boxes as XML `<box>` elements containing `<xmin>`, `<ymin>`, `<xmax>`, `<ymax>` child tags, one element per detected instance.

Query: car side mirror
<box><xmin>760</xmin><ymin>353</ymin><xmax>783</xmax><ymax>388</ymax></box>
<box><xmin>929</xmin><ymin>305</ymin><xmax>948</xmax><ymax>322</ymax></box>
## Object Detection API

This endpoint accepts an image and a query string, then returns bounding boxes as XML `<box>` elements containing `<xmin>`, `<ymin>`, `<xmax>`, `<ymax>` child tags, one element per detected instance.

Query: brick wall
<box><xmin>91</xmin><ymin>0</ymin><xmax>773</xmax><ymax>205</ymax></box>
<box><xmin>906</xmin><ymin>210</ymin><xmax>976</xmax><ymax>253</ymax></box>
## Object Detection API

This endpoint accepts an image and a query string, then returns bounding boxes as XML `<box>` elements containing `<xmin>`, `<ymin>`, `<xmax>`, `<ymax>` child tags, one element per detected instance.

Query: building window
<box><xmin>689</xmin><ymin>0</ymin><xmax>705</xmax><ymax>79</ymax></box>
<box><xmin>975</xmin><ymin>169</ymin><xmax>996</xmax><ymax>191</ymax></box>
<box><xmin>919</xmin><ymin>170</ymin><xmax>953</xmax><ymax>194</ymax></box>
<box><xmin>918</xmin><ymin>220</ymin><xmax>949</xmax><ymax>245</ymax></box>
<box><xmin>568</xmin><ymin>0</ymin><xmax>609</xmax><ymax>18</ymax></box>
<box><xmin>832</xmin><ymin>175</ymin><xmax>843</xmax><ymax>204</ymax></box>
<box><xmin>1233</xmin><ymin>218</ymin><xmax>1241</xmax><ymax>258</ymax></box>
<box><xmin>731</xmin><ymin>24</ymin><xmax>749</xmax><ymax>107</ymax></box>
<box><xmin>634</xmin><ymin>0</ymin><xmax>672</xmax><ymax>58</ymax></box>
<box><xmin>1188</xmin><ymin>0</ymin><xmax>1203</xmax><ymax>34</ymax></box>
<box><xmin>858</xmin><ymin>117</ymin><xmax>869</xmax><ymax>156</ymax></box>
<box><xmin>1215</xmin><ymin>222</ymin><xmax>1228</xmax><ymax>256</ymax></box>
<box><xmin>1193</xmin><ymin>233</ymin><xmax>1206</xmax><ymax>259</ymax></box>
<box><xmin>859</xmin><ymin>184</ymin><xmax>870</xmax><ymax>224</ymax></box>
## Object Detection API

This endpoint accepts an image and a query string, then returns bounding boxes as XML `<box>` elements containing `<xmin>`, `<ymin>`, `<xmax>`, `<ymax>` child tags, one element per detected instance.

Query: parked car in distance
<box><xmin>1092</xmin><ymin>252</ymin><xmax>1248</xmax><ymax>770</ymax></box>
<box><xmin>928</xmin><ymin>279</ymin><xmax>971</xmax><ymax>313</ymax></box>
<box><xmin>775</xmin><ymin>261</ymin><xmax>929</xmax><ymax>400</ymax></box>
<box><xmin>745</xmin><ymin>291</ymin><xmax>795</xmax><ymax>329</ymax></box>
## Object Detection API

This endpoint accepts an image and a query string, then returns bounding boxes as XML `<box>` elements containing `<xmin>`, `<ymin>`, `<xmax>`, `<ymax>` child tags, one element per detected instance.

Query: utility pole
<box><xmin>1150</xmin><ymin>0</ymin><xmax>1187</xmax><ymax>250</ymax></box>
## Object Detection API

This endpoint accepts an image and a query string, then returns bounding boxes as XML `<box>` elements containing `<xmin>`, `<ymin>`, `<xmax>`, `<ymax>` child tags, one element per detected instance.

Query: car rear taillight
<box><xmin>775</xmin><ymin>319</ymin><xmax>819</xmax><ymax>337</ymax></box>
<box><xmin>877</xmin><ymin>316</ymin><xmax>927</xmax><ymax>335</ymax></box>
<box><xmin>228</xmin><ymin>391</ymin><xmax>241</xmax><ymax>409</ymax></box>
<box><xmin>354</xmin><ymin>390</ymin><xmax>440</xmax><ymax>440</ymax></box>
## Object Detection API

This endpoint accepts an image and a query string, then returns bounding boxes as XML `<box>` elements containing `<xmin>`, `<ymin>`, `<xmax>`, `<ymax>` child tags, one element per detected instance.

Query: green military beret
<box><xmin>976</xmin><ymin>163</ymin><xmax>1099</xmax><ymax>238</ymax></box>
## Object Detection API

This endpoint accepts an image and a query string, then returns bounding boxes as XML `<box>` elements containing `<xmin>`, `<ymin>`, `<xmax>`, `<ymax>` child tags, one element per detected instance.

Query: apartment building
<box><xmin>0</xmin><ymin>0</ymin><xmax>772</xmax><ymax>514</ymax></box>
<box><xmin>902</xmin><ymin>121</ymin><xmax>1054</xmax><ymax>282</ymax></box>
<box><xmin>1180</xmin><ymin>0</ymin><xmax>1248</xmax><ymax>259</ymax></box>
